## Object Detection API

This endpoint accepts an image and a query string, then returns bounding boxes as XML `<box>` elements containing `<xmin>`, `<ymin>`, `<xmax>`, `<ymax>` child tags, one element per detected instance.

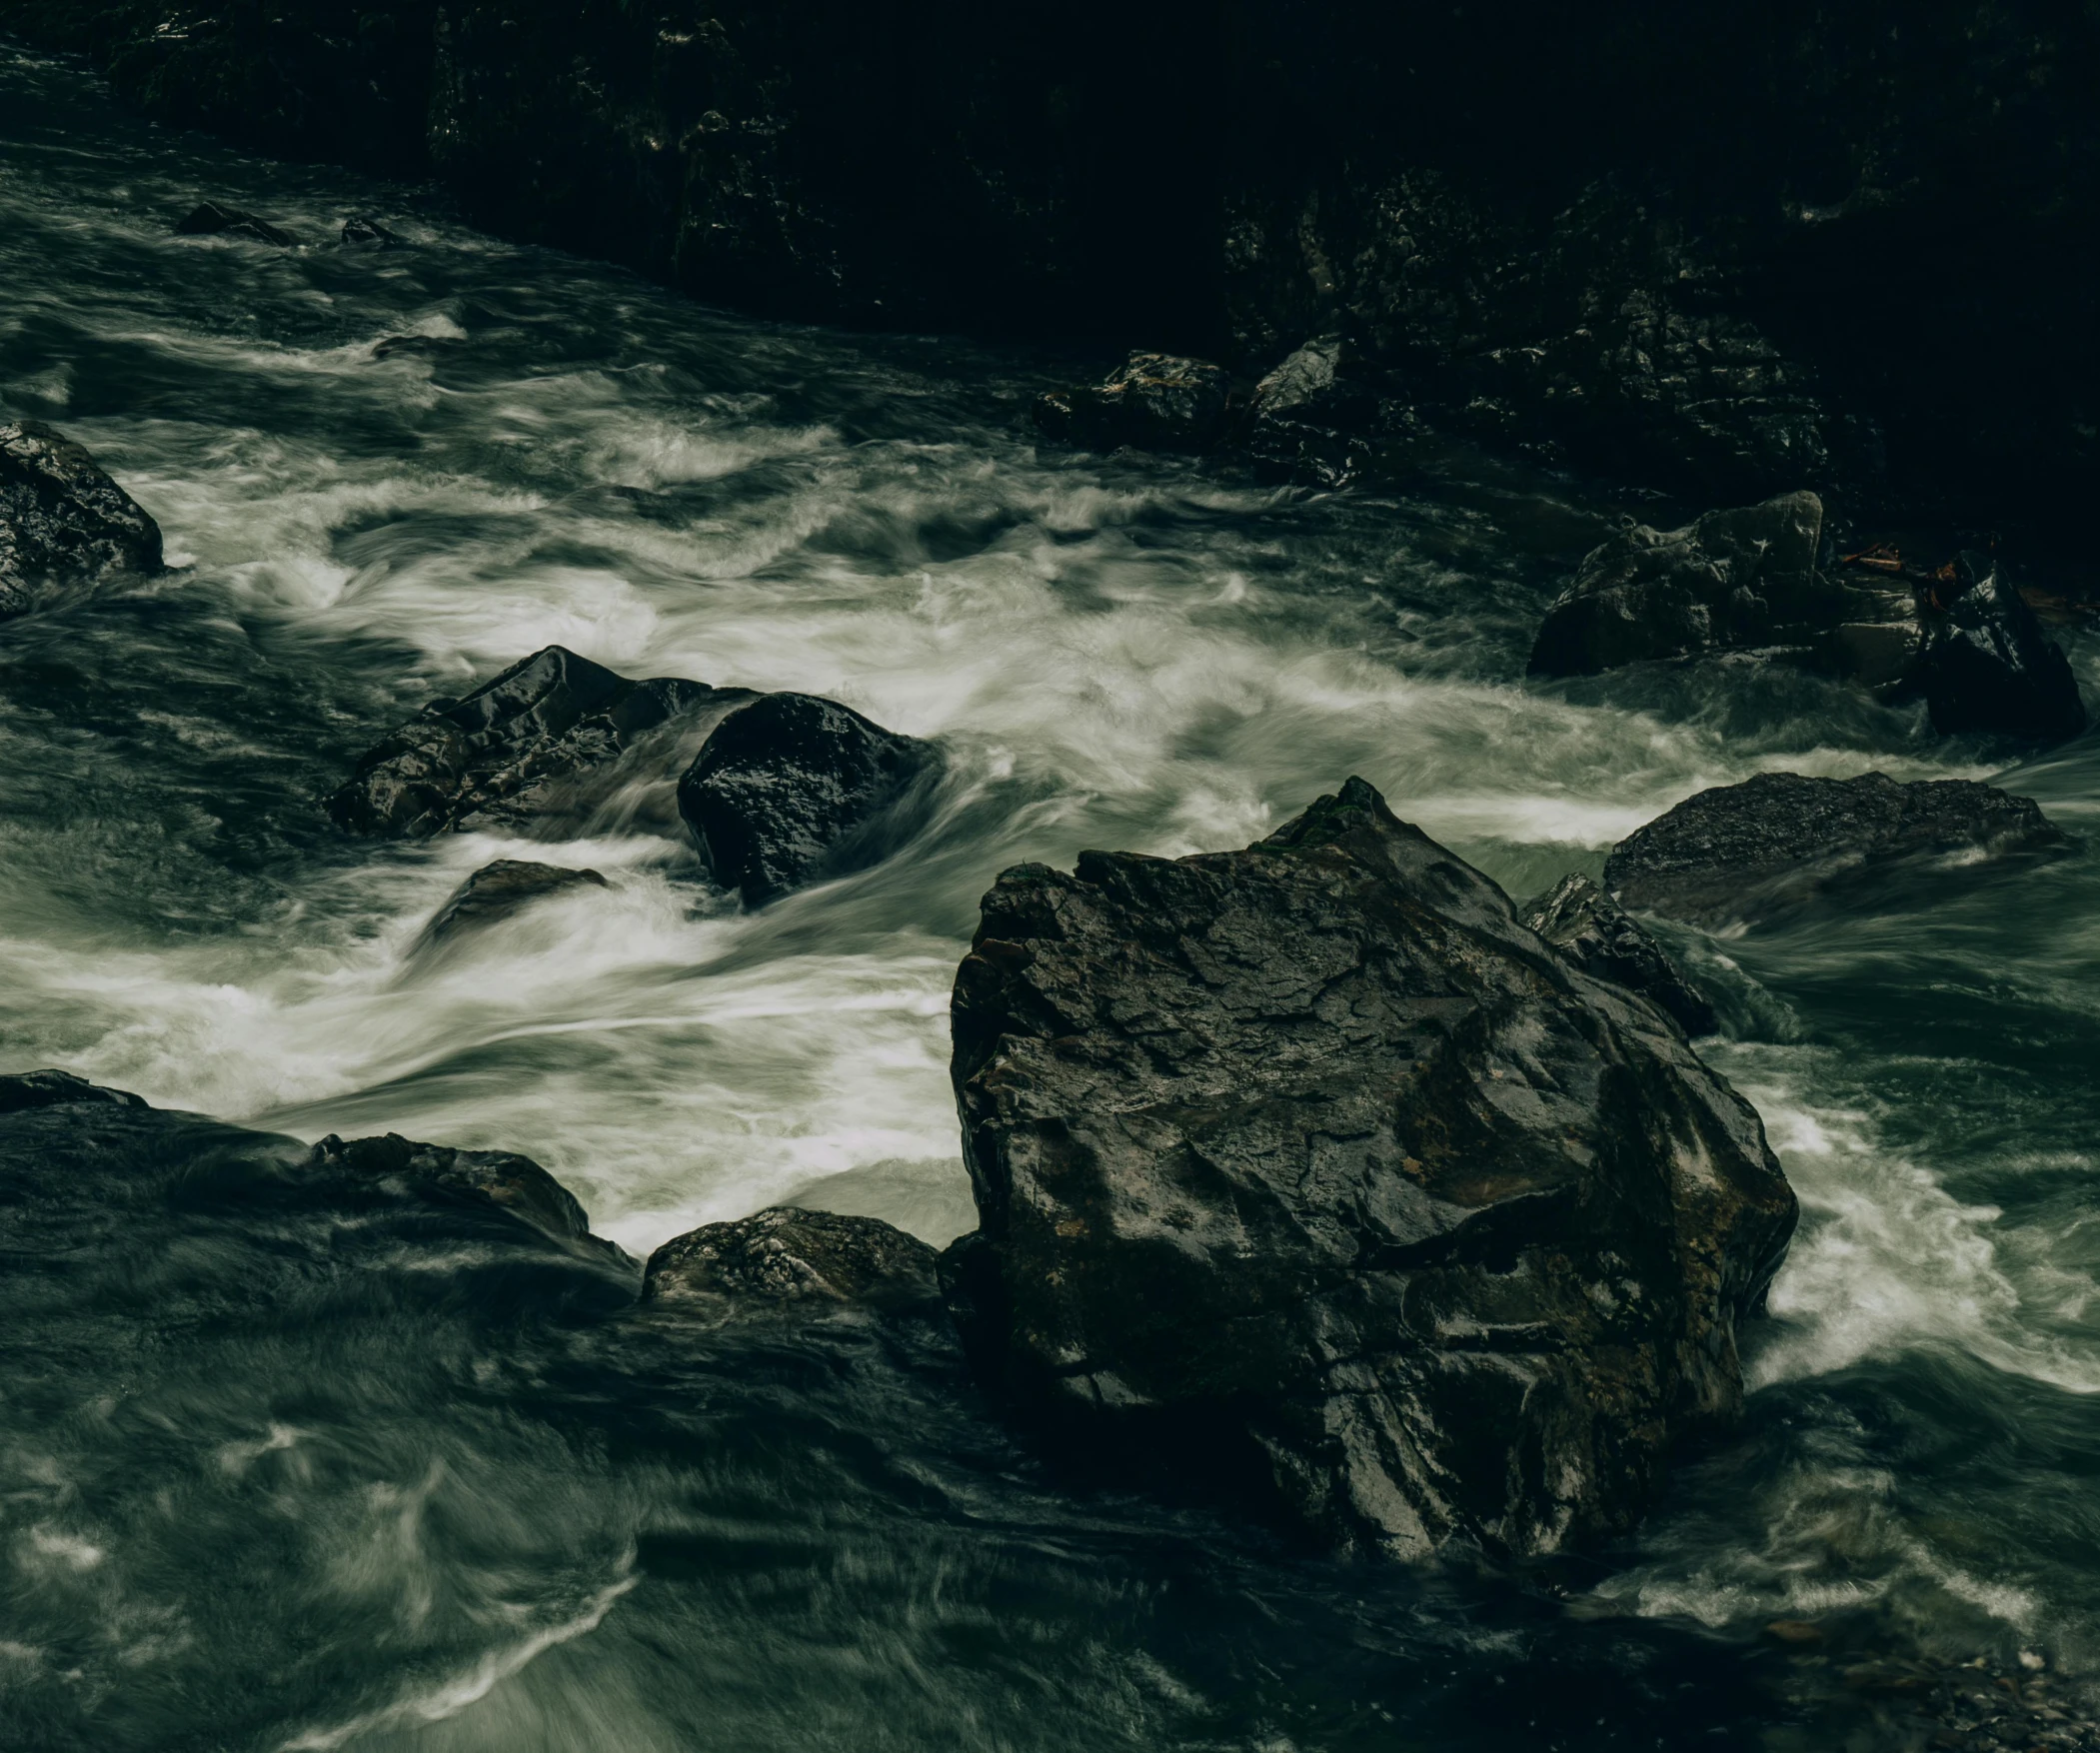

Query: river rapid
<box><xmin>5</xmin><ymin>43</ymin><xmax>2100</xmax><ymax>1753</ymax></box>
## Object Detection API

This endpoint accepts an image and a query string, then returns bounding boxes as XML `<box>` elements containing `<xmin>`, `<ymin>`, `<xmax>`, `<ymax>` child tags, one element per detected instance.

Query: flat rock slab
<box><xmin>1604</xmin><ymin>771</ymin><xmax>2068</xmax><ymax>928</ymax></box>
<box><xmin>944</xmin><ymin>777</ymin><xmax>1796</xmax><ymax>1560</ymax></box>
<box><xmin>643</xmin><ymin>1207</ymin><xmax>939</xmax><ymax>1314</ymax></box>
<box><xmin>174</xmin><ymin>200</ymin><xmax>298</xmax><ymax>246</ymax></box>
<box><xmin>1</xmin><ymin>421</ymin><xmax>163</xmax><ymax>617</ymax></box>
<box><xmin>423</xmin><ymin>859</ymin><xmax>609</xmax><ymax>943</ymax></box>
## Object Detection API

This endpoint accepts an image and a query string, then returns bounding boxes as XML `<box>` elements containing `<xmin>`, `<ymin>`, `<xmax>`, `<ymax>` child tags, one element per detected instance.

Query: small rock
<box><xmin>1911</xmin><ymin>553</ymin><xmax>2087</xmax><ymax>744</ymax></box>
<box><xmin>329</xmin><ymin>645</ymin><xmax>750</xmax><ymax>838</ymax></box>
<box><xmin>1765</xmin><ymin>1619</ymin><xmax>1825</xmax><ymax>1645</ymax></box>
<box><xmin>642</xmin><ymin>1207</ymin><xmax>939</xmax><ymax>1314</ymax></box>
<box><xmin>1528</xmin><ymin>492</ymin><xmax>1832</xmax><ymax>676</ymax></box>
<box><xmin>173</xmin><ymin>201</ymin><xmax>299</xmax><ymax>247</ymax></box>
<box><xmin>1521</xmin><ymin>873</ymin><xmax>1718</xmax><ymax>1035</ymax></box>
<box><xmin>422</xmin><ymin>861</ymin><xmax>609</xmax><ymax>944</ymax></box>
<box><xmin>0</xmin><ymin>1069</ymin><xmax>148</xmax><ymax>1115</ymax></box>
<box><xmin>340</xmin><ymin>215</ymin><xmax>404</xmax><ymax>248</ymax></box>
<box><xmin>1033</xmin><ymin>351</ymin><xmax>1233</xmax><ymax>452</ymax></box>
<box><xmin>1</xmin><ymin>420</ymin><xmax>164</xmax><ymax>617</ymax></box>
<box><xmin>309</xmin><ymin>1131</ymin><xmax>610</xmax><ymax>1255</ymax></box>
<box><xmin>1603</xmin><ymin>771</ymin><xmax>2068</xmax><ymax>928</ymax></box>
<box><xmin>1245</xmin><ymin>336</ymin><xmax>1379</xmax><ymax>486</ymax></box>
<box><xmin>677</xmin><ymin>692</ymin><xmax>939</xmax><ymax>905</ymax></box>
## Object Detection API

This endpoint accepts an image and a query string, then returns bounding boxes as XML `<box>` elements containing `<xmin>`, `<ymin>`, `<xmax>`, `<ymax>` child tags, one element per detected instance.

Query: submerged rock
<box><xmin>1911</xmin><ymin>553</ymin><xmax>2087</xmax><ymax>743</ymax></box>
<box><xmin>1520</xmin><ymin>873</ymin><xmax>1717</xmax><ymax>1036</ymax></box>
<box><xmin>677</xmin><ymin>692</ymin><xmax>939</xmax><ymax>905</ymax></box>
<box><xmin>1528</xmin><ymin>492</ymin><xmax>1831</xmax><ymax>676</ymax></box>
<box><xmin>0</xmin><ymin>420</ymin><xmax>164</xmax><ymax>617</ymax></box>
<box><xmin>174</xmin><ymin>200</ymin><xmax>298</xmax><ymax>246</ymax></box>
<box><xmin>340</xmin><ymin>215</ymin><xmax>403</xmax><ymax>248</ymax></box>
<box><xmin>308</xmin><ymin>1130</ymin><xmax>619</xmax><ymax>1258</ymax></box>
<box><xmin>330</xmin><ymin>645</ymin><xmax>750</xmax><ymax>838</ymax></box>
<box><xmin>944</xmin><ymin>777</ymin><xmax>1796</xmax><ymax>1560</ymax></box>
<box><xmin>1034</xmin><ymin>352</ymin><xmax>1233</xmax><ymax>453</ymax></box>
<box><xmin>642</xmin><ymin>1207</ymin><xmax>939</xmax><ymax>1314</ymax></box>
<box><xmin>1603</xmin><ymin>771</ymin><xmax>2068</xmax><ymax>928</ymax></box>
<box><xmin>423</xmin><ymin>860</ymin><xmax>609</xmax><ymax>944</ymax></box>
<box><xmin>1245</xmin><ymin>336</ymin><xmax>1379</xmax><ymax>487</ymax></box>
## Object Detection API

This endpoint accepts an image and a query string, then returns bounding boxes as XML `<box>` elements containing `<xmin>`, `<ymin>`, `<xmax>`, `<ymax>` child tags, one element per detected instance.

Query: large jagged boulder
<box><xmin>1033</xmin><ymin>352</ymin><xmax>1234</xmax><ymax>453</ymax></box>
<box><xmin>1520</xmin><ymin>874</ymin><xmax>1716</xmax><ymax>1037</ymax></box>
<box><xmin>677</xmin><ymin>692</ymin><xmax>939</xmax><ymax>905</ymax></box>
<box><xmin>1910</xmin><ymin>553</ymin><xmax>2086</xmax><ymax>743</ymax></box>
<box><xmin>1603</xmin><ymin>772</ymin><xmax>2068</xmax><ymax>928</ymax></box>
<box><xmin>1</xmin><ymin>421</ymin><xmax>164</xmax><ymax>617</ymax></box>
<box><xmin>422</xmin><ymin>860</ymin><xmax>609</xmax><ymax>945</ymax></box>
<box><xmin>1244</xmin><ymin>336</ymin><xmax>1379</xmax><ymax>487</ymax></box>
<box><xmin>943</xmin><ymin>777</ymin><xmax>1796</xmax><ymax>1560</ymax></box>
<box><xmin>1528</xmin><ymin>492</ymin><xmax>1833</xmax><ymax>676</ymax></box>
<box><xmin>329</xmin><ymin>646</ymin><xmax>752</xmax><ymax>837</ymax></box>
<box><xmin>642</xmin><ymin>1207</ymin><xmax>939</xmax><ymax>1315</ymax></box>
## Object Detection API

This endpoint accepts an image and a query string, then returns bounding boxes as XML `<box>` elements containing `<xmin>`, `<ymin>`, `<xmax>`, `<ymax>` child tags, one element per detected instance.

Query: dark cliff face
<box><xmin>7</xmin><ymin>2</ymin><xmax>2097</xmax><ymax>528</ymax></box>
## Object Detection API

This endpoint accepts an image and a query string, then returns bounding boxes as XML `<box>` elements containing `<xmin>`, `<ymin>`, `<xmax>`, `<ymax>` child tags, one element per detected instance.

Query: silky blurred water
<box><xmin>4</xmin><ymin>41</ymin><xmax>2100</xmax><ymax>1753</ymax></box>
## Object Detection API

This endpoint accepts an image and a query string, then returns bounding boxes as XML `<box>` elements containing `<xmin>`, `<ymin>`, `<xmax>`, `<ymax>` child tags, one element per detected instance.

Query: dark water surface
<box><xmin>4</xmin><ymin>43</ymin><xmax>2099</xmax><ymax>1753</ymax></box>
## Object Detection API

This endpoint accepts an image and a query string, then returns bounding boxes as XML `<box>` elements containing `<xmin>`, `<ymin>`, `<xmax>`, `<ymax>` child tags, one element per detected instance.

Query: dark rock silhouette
<box><xmin>0</xmin><ymin>1068</ymin><xmax>148</xmax><ymax>1114</ymax></box>
<box><xmin>174</xmin><ymin>200</ymin><xmax>298</xmax><ymax>246</ymax></box>
<box><xmin>423</xmin><ymin>860</ymin><xmax>609</xmax><ymax>944</ymax></box>
<box><xmin>1243</xmin><ymin>336</ymin><xmax>1379</xmax><ymax>486</ymax></box>
<box><xmin>330</xmin><ymin>645</ymin><xmax>750</xmax><ymax>837</ymax></box>
<box><xmin>0</xmin><ymin>420</ymin><xmax>163</xmax><ymax>617</ymax></box>
<box><xmin>1521</xmin><ymin>873</ymin><xmax>1717</xmax><ymax>1036</ymax></box>
<box><xmin>643</xmin><ymin>1207</ymin><xmax>939</xmax><ymax>1314</ymax></box>
<box><xmin>943</xmin><ymin>777</ymin><xmax>1796</xmax><ymax>1559</ymax></box>
<box><xmin>340</xmin><ymin>214</ymin><xmax>403</xmax><ymax>247</ymax></box>
<box><xmin>1604</xmin><ymin>772</ymin><xmax>2068</xmax><ymax>928</ymax></box>
<box><xmin>1034</xmin><ymin>353</ymin><xmax>1233</xmax><ymax>453</ymax></box>
<box><xmin>677</xmin><ymin>692</ymin><xmax>938</xmax><ymax>905</ymax></box>
<box><xmin>1911</xmin><ymin>553</ymin><xmax>2087</xmax><ymax>743</ymax></box>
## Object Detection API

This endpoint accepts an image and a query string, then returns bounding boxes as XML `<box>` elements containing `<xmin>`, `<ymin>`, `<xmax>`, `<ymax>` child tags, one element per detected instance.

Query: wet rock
<box><xmin>173</xmin><ymin>200</ymin><xmax>298</xmax><ymax>246</ymax></box>
<box><xmin>423</xmin><ymin>860</ymin><xmax>609</xmax><ymax>944</ymax></box>
<box><xmin>340</xmin><ymin>215</ymin><xmax>403</xmax><ymax>247</ymax></box>
<box><xmin>677</xmin><ymin>692</ymin><xmax>939</xmax><ymax>905</ymax></box>
<box><xmin>1911</xmin><ymin>552</ymin><xmax>2087</xmax><ymax>743</ymax></box>
<box><xmin>0</xmin><ymin>1069</ymin><xmax>148</xmax><ymax>1115</ymax></box>
<box><xmin>944</xmin><ymin>776</ymin><xmax>1796</xmax><ymax>1560</ymax></box>
<box><xmin>1244</xmin><ymin>336</ymin><xmax>1380</xmax><ymax>487</ymax></box>
<box><xmin>1520</xmin><ymin>873</ymin><xmax>1717</xmax><ymax>1036</ymax></box>
<box><xmin>642</xmin><ymin>1207</ymin><xmax>939</xmax><ymax>1314</ymax></box>
<box><xmin>1603</xmin><ymin>772</ymin><xmax>2068</xmax><ymax>928</ymax></box>
<box><xmin>1528</xmin><ymin>492</ymin><xmax>1832</xmax><ymax>676</ymax></box>
<box><xmin>308</xmin><ymin>1130</ymin><xmax>619</xmax><ymax>1258</ymax></box>
<box><xmin>0</xmin><ymin>420</ymin><xmax>164</xmax><ymax>617</ymax></box>
<box><xmin>1033</xmin><ymin>352</ymin><xmax>1233</xmax><ymax>453</ymax></box>
<box><xmin>329</xmin><ymin>645</ymin><xmax>751</xmax><ymax>838</ymax></box>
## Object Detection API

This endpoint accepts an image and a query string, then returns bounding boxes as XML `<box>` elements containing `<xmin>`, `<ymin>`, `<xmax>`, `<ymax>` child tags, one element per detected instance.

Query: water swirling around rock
<box><xmin>2</xmin><ymin>41</ymin><xmax>2099</xmax><ymax>1753</ymax></box>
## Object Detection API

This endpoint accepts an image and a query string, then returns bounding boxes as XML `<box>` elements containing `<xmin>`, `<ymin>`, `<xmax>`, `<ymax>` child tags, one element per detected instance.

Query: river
<box><xmin>4</xmin><ymin>40</ymin><xmax>2099</xmax><ymax>1753</ymax></box>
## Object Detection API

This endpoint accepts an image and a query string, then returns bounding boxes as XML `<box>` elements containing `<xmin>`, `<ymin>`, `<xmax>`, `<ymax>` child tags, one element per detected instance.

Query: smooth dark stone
<box><xmin>677</xmin><ymin>692</ymin><xmax>939</xmax><ymax>905</ymax></box>
<box><xmin>340</xmin><ymin>214</ymin><xmax>403</xmax><ymax>247</ymax></box>
<box><xmin>944</xmin><ymin>776</ymin><xmax>1796</xmax><ymax>1560</ymax></box>
<box><xmin>1912</xmin><ymin>552</ymin><xmax>2087</xmax><ymax>744</ymax></box>
<box><xmin>423</xmin><ymin>860</ymin><xmax>609</xmax><ymax>943</ymax></box>
<box><xmin>308</xmin><ymin>1130</ymin><xmax>619</xmax><ymax>1258</ymax></box>
<box><xmin>1521</xmin><ymin>872</ymin><xmax>1717</xmax><ymax>1036</ymax></box>
<box><xmin>1034</xmin><ymin>352</ymin><xmax>1233</xmax><ymax>453</ymax></box>
<box><xmin>1245</xmin><ymin>335</ymin><xmax>1379</xmax><ymax>486</ymax></box>
<box><xmin>329</xmin><ymin>645</ymin><xmax>750</xmax><ymax>838</ymax></box>
<box><xmin>1528</xmin><ymin>492</ymin><xmax>1831</xmax><ymax>676</ymax></box>
<box><xmin>0</xmin><ymin>420</ymin><xmax>163</xmax><ymax>617</ymax></box>
<box><xmin>173</xmin><ymin>200</ymin><xmax>298</xmax><ymax>246</ymax></box>
<box><xmin>642</xmin><ymin>1207</ymin><xmax>940</xmax><ymax>1313</ymax></box>
<box><xmin>0</xmin><ymin>1068</ymin><xmax>148</xmax><ymax>1115</ymax></box>
<box><xmin>1603</xmin><ymin>771</ymin><xmax>2068</xmax><ymax>928</ymax></box>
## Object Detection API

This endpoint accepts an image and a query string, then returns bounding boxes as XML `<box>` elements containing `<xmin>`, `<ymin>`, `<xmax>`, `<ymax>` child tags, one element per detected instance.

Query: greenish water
<box><xmin>2</xmin><ymin>41</ymin><xmax>2098</xmax><ymax>1753</ymax></box>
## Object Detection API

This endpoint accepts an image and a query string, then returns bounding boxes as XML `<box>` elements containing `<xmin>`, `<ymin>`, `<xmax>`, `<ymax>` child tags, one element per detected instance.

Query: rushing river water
<box><xmin>4</xmin><ymin>42</ymin><xmax>2100</xmax><ymax>1753</ymax></box>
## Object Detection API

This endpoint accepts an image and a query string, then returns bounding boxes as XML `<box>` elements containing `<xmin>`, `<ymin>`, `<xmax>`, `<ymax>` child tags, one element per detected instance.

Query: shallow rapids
<box><xmin>4</xmin><ymin>40</ymin><xmax>2100</xmax><ymax>1753</ymax></box>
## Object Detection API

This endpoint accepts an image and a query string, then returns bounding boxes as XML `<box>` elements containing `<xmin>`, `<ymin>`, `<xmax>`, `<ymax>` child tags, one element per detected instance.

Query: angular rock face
<box><xmin>1528</xmin><ymin>492</ymin><xmax>1830</xmax><ymax>676</ymax></box>
<box><xmin>677</xmin><ymin>692</ymin><xmax>938</xmax><ymax>905</ymax></box>
<box><xmin>643</xmin><ymin>1207</ymin><xmax>939</xmax><ymax>1313</ymax></box>
<box><xmin>1604</xmin><ymin>772</ymin><xmax>2068</xmax><ymax>928</ymax></box>
<box><xmin>423</xmin><ymin>860</ymin><xmax>609</xmax><ymax>944</ymax></box>
<box><xmin>0</xmin><ymin>421</ymin><xmax>164</xmax><ymax>617</ymax></box>
<box><xmin>945</xmin><ymin>777</ymin><xmax>1796</xmax><ymax>1560</ymax></box>
<box><xmin>1034</xmin><ymin>352</ymin><xmax>1233</xmax><ymax>453</ymax></box>
<box><xmin>1521</xmin><ymin>874</ymin><xmax>1716</xmax><ymax>1037</ymax></box>
<box><xmin>329</xmin><ymin>645</ymin><xmax>749</xmax><ymax>837</ymax></box>
<box><xmin>308</xmin><ymin>1130</ymin><xmax>609</xmax><ymax>1255</ymax></box>
<box><xmin>1244</xmin><ymin>336</ymin><xmax>1379</xmax><ymax>487</ymax></box>
<box><xmin>1912</xmin><ymin>553</ymin><xmax>2087</xmax><ymax>743</ymax></box>
<box><xmin>174</xmin><ymin>200</ymin><xmax>299</xmax><ymax>246</ymax></box>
